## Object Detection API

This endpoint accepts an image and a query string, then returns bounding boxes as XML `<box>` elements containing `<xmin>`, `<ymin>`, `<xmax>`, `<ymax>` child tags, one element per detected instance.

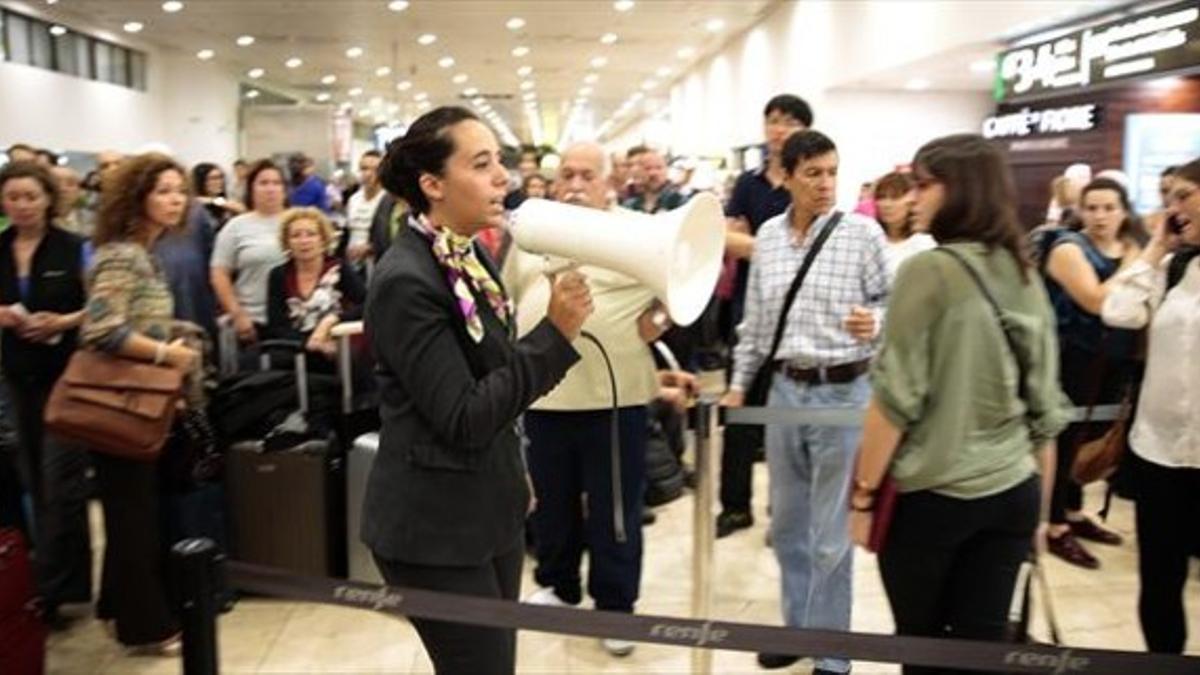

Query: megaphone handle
<box><xmin>541</xmin><ymin>255</ymin><xmax>578</xmax><ymax>277</ymax></box>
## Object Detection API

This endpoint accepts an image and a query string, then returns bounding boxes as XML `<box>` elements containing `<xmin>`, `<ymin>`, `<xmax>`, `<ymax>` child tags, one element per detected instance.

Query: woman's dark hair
<box><xmin>379</xmin><ymin>106</ymin><xmax>479</xmax><ymax>215</ymax></box>
<box><xmin>191</xmin><ymin>162</ymin><xmax>225</xmax><ymax>197</ymax></box>
<box><xmin>95</xmin><ymin>153</ymin><xmax>189</xmax><ymax>246</ymax></box>
<box><xmin>913</xmin><ymin>133</ymin><xmax>1031</xmax><ymax>279</ymax></box>
<box><xmin>244</xmin><ymin>159</ymin><xmax>286</xmax><ymax>212</ymax></box>
<box><xmin>0</xmin><ymin>160</ymin><xmax>61</xmax><ymax>225</ymax></box>
<box><xmin>1079</xmin><ymin>177</ymin><xmax>1145</xmax><ymax>243</ymax></box>
<box><xmin>781</xmin><ymin>130</ymin><xmax>836</xmax><ymax>175</ymax></box>
<box><xmin>763</xmin><ymin>94</ymin><xmax>813</xmax><ymax>128</ymax></box>
<box><xmin>1174</xmin><ymin>158</ymin><xmax>1200</xmax><ymax>186</ymax></box>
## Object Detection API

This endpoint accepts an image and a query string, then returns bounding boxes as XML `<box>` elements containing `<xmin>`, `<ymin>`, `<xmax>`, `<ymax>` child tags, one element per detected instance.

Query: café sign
<box><xmin>982</xmin><ymin>104</ymin><xmax>1100</xmax><ymax>139</ymax></box>
<box><xmin>996</xmin><ymin>0</ymin><xmax>1200</xmax><ymax>101</ymax></box>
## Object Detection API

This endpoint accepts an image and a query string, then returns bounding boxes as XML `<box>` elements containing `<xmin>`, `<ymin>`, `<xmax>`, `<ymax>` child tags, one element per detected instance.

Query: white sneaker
<box><xmin>524</xmin><ymin>586</ymin><xmax>569</xmax><ymax>607</ymax></box>
<box><xmin>601</xmin><ymin>638</ymin><xmax>635</xmax><ymax>657</ymax></box>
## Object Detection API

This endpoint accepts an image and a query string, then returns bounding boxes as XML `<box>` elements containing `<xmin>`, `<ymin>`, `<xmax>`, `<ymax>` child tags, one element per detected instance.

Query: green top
<box><xmin>871</xmin><ymin>242</ymin><xmax>1071</xmax><ymax>499</ymax></box>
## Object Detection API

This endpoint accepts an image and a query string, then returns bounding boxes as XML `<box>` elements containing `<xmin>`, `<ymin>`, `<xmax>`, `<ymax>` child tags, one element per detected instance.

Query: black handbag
<box><xmin>745</xmin><ymin>212</ymin><xmax>843</xmax><ymax>407</ymax></box>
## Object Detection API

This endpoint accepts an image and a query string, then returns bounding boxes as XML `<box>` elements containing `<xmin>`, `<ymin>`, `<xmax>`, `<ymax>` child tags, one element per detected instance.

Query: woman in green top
<box><xmin>849</xmin><ymin>134</ymin><xmax>1070</xmax><ymax>668</ymax></box>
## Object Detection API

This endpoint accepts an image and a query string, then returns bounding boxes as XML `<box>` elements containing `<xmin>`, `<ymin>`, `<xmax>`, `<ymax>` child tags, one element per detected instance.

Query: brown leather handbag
<box><xmin>44</xmin><ymin>349</ymin><xmax>185</xmax><ymax>461</ymax></box>
<box><xmin>1070</xmin><ymin>394</ymin><xmax>1133</xmax><ymax>485</ymax></box>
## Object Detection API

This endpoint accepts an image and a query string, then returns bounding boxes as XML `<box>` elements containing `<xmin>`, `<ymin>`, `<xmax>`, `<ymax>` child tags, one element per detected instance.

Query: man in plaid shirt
<box><xmin>722</xmin><ymin>130</ymin><xmax>889</xmax><ymax>674</ymax></box>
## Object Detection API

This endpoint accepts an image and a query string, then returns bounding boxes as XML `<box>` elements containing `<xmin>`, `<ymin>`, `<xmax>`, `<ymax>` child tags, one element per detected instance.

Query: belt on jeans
<box><xmin>774</xmin><ymin>358</ymin><xmax>869</xmax><ymax>385</ymax></box>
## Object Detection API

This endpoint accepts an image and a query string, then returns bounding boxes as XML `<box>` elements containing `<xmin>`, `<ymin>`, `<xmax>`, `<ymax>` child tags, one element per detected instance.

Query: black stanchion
<box><xmin>172</xmin><ymin>538</ymin><xmax>224</xmax><ymax>675</ymax></box>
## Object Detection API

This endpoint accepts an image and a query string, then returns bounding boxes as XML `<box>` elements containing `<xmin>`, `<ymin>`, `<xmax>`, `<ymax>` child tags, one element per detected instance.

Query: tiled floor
<box><xmin>49</xmin><ymin>455</ymin><xmax>1200</xmax><ymax>674</ymax></box>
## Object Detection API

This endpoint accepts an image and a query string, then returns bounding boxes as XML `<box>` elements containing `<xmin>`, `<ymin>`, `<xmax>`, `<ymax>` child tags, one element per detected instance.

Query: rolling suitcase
<box><xmin>0</xmin><ymin>527</ymin><xmax>45</xmax><ymax>675</ymax></box>
<box><xmin>346</xmin><ymin>432</ymin><xmax>381</xmax><ymax>583</ymax></box>
<box><xmin>225</xmin><ymin>342</ymin><xmax>347</xmax><ymax>579</ymax></box>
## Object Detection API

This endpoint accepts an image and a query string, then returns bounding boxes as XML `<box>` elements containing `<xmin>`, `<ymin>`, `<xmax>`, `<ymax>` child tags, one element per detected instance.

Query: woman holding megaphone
<box><xmin>362</xmin><ymin>105</ymin><xmax>591</xmax><ymax>675</ymax></box>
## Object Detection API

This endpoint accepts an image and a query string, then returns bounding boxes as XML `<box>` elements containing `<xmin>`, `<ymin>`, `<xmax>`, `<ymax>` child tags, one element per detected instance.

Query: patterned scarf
<box><xmin>413</xmin><ymin>214</ymin><xmax>509</xmax><ymax>342</ymax></box>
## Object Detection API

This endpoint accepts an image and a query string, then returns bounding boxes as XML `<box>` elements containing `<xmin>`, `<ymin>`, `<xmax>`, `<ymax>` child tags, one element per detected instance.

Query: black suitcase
<box><xmin>224</xmin><ymin>342</ymin><xmax>347</xmax><ymax>578</ymax></box>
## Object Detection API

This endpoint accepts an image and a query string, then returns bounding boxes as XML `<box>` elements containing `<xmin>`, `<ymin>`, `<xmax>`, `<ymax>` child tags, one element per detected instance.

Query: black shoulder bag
<box><xmin>744</xmin><ymin>211</ymin><xmax>843</xmax><ymax>407</ymax></box>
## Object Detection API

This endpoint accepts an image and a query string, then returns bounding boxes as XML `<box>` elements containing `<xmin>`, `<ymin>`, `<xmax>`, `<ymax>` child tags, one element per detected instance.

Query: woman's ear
<box><xmin>418</xmin><ymin>172</ymin><xmax>444</xmax><ymax>205</ymax></box>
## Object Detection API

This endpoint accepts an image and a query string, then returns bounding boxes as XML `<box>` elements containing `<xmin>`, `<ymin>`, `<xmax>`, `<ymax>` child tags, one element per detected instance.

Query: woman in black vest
<box><xmin>0</xmin><ymin>161</ymin><xmax>90</xmax><ymax>627</ymax></box>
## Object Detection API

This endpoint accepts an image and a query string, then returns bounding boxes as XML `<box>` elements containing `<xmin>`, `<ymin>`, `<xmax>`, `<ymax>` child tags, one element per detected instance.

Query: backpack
<box><xmin>1028</xmin><ymin>226</ymin><xmax>1070</xmax><ymax>272</ymax></box>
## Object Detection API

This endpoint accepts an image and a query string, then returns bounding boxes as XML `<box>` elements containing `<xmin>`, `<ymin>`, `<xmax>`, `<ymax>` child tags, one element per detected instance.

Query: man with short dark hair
<box><xmin>344</xmin><ymin>149</ymin><xmax>385</xmax><ymax>267</ymax></box>
<box><xmin>717</xmin><ymin>93</ymin><xmax>813</xmax><ymax>538</ymax></box>
<box><xmin>623</xmin><ymin>149</ymin><xmax>683</xmax><ymax>214</ymax></box>
<box><xmin>723</xmin><ymin>130</ymin><xmax>888</xmax><ymax>674</ymax></box>
<box><xmin>503</xmin><ymin>149</ymin><xmax>541</xmax><ymax>210</ymax></box>
<box><xmin>288</xmin><ymin>153</ymin><xmax>330</xmax><ymax>213</ymax></box>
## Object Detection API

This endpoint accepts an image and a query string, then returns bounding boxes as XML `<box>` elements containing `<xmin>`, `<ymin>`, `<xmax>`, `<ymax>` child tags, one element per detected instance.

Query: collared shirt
<box><xmin>346</xmin><ymin>187</ymin><xmax>384</xmax><ymax>248</ymax></box>
<box><xmin>731</xmin><ymin>208</ymin><xmax>890</xmax><ymax>390</ymax></box>
<box><xmin>726</xmin><ymin>165</ymin><xmax>791</xmax><ymax>234</ymax></box>
<box><xmin>622</xmin><ymin>186</ymin><xmax>686</xmax><ymax>214</ymax></box>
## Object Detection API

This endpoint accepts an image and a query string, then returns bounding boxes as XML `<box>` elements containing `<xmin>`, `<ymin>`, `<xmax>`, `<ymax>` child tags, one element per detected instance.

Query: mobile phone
<box><xmin>1167</xmin><ymin>214</ymin><xmax>1184</xmax><ymax>234</ymax></box>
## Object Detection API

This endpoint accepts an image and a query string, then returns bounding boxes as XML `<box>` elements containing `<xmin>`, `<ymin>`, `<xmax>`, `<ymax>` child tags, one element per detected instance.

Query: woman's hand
<box><xmin>163</xmin><ymin>338</ymin><xmax>200</xmax><ymax>372</ymax></box>
<box><xmin>658</xmin><ymin>370</ymin><xmax>698</xmax><ymax>397</ymax></box>
<box><xmin>546</xmin><ymin>270</ymin><xmax>593</xmax><ymax>342</ymax></box>
<box><xmin>306</xmin><ymin>334</ymin><xmax>338</xmax><ymax>359</ymax></box>
<box><xmin>0</xmin><ymin>305</ymin><xmax>25</xmax><ymax>329</ymax></box>
<box><xmin>18</xmin><ymin>312</ymin><xmax>66</xmax><ymax>343</ymax></box>
<box><xmin>850</xmin><ymin>509</ymin><xmax>873</xmax><ymax>549</ymax></box>
<box><xmin>232</xmin><ymin>311</ymin><xmax>258</xmax><ymax>343</ymax></box>
<box><xmin>719</xmin><ymin>388</ymin><xmax>745</xmax><ymax>408</ymax></box>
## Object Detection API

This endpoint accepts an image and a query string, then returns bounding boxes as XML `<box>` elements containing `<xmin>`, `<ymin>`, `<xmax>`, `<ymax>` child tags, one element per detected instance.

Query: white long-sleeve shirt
<box><xmin>1101</xmin><ymin>255</ymin><xmax>1200</xmax><ymax>469</ymax></box>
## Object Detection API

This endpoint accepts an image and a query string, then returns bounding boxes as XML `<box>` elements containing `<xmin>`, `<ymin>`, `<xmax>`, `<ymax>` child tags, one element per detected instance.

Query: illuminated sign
<box><xmin>982</xmin><ymin>104</ymin><xmax>1100</xmax><ymax>138</ymax></box>
<box><xmin>996</xmin><ymin>1</ymin><xmax>1200</xmax><ymax>101</ymax></box>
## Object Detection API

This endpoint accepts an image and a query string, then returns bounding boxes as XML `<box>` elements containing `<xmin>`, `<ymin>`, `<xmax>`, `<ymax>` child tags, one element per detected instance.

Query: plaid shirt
<box><xmin>731</xmin><ymin>208</ymin><xmax>890</xmax><ymax>390</ymax></box>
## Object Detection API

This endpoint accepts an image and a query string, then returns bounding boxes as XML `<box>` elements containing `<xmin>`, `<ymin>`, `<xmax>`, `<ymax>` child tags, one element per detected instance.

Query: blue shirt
<box><xmin>1044</xmin><ymin>231</ymin><xmax>1138</xmax><ymax>359</ymax></box>
<box><xmin>290</xmin><ymin>175</ymin><xmax>330</xmax><ymax>213</ymax></box>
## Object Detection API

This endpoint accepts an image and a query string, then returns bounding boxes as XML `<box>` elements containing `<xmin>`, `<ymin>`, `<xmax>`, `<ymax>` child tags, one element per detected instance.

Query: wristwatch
<box><xmin>651</xmin><ymin>309</ymin><xmax>670</xmax><ymax>330</ymax></box>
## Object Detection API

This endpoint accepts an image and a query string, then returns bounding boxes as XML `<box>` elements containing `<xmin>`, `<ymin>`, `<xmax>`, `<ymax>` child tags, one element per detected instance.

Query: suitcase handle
<box><xmin>247</xmin><ymin>340</ymin><xmax>311</xmax><ymax>413</ymax></box>
<box><xmin>331</xmin><ymin>322</ymin><xmax>363</xmax><ymax>415</ymax></box>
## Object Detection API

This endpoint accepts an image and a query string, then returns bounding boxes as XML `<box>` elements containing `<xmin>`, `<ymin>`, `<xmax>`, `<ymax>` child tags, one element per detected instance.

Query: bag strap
<box><xmin>763</xmin><ymin>211</ymin><xmax>843</xmax><ymax>365</ymax></box>
<box><xmin>935</xmin><ymin>247</ymin><xmax>1027</xmax><ymax>400</ymax></box>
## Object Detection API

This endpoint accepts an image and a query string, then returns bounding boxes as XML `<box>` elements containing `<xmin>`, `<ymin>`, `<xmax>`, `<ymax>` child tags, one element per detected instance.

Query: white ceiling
<box><xmin>34</xmin><ymin>0</ymin><xmax>778</xmax><ymax>145</ymax></box>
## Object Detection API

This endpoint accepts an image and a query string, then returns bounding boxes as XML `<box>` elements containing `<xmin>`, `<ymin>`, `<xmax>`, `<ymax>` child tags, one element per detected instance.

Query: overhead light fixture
<box><xmin>387</xmin><ymin>0</ymin><xmax>410</xmax><ymax>11</ymax></box>
<box><xmin>676</xmin><ymin>46</ymin><xmax>695</xmax><ymax>59</ymax></box>
<box><xmin>630</xmin><ymin>91</ymin><xmax>644</xmax><ymax>102</ymax></box>
<box><xmin>517</xmin><ymin>65</ymin><xmax>533</xmax><ymax>77</ymax></box>
<box><xmin>614</xmin><ymin>1</ymin><xmax>635</xmax><ymax>12</ymax></box>
<box><xmin>396</xmin><ymin>80</ymin><xmax>413</xmax><ymax>91</ymax></box>
<box><xmin>656</xmin><ymin>66</ymin><xmax>672</xmax><ymax>78</ymax></box>
<box><xmin>414</xmin><ymin>91</ymin><xmax>429</xmax><ymax>101</ymax></box>
<box><xmin>375</xmin><ymin>66</ymin><xmax>392</xmax><ymax>77</ymax></box>
<box><xmin>346</xmin><ymin>46</ymin><xmax>364</xmax><ymax>58</ymax></box>
<box><xmin>245</xmin><ymin>89</ymin><xmax>260</xmax><ymax>99</ymax></box>
<box><xmin>417</xmin><ymin>101</ymin><xmax>431</xmax><ymax>110</ymax></box>
<box><xmin>472</xmin><ymin>97</ymin><xmax>487</xmax><ymax>106</ymax></box>
<box><xmin>236</xmin><ymin>35</ymin><xmax>255</xmax><ymax>46</ymax></box>
<box><xmin>904</xmin><ymin>77</ymin><xmax>931</xmax><ymax>91</ymax></box>
<box><xmin>600</xmin><ymin>32</ymin><xmax>618</xmax><ymax>45</ymax></box>
<box><xmin>369</xmin><ymin>96</ymin><xmax>383</xmax><ymax>107</ymax></box>
<box><xmin>247</xmin><ymin>67</ymin><xmax>265</xmax><ymax>78</ymax></box>
<box><xmin>969</xmin><ymin>58</ymin><xmax>996</xmax><ymax>74</ymax></box>
<box><xmin>285</xmin><ymin>57</ymin><xmax>303</xmax><ymax>69</ymax></box>
<box><xmin>520</xmin><ymin>80</ymin><xmax>535</xmax><ymax>91</ymax></box>
<box><xmin>348</xmin><ymin>87</ymin><xmax>363</xmax><ymax>96</ymax></box>
<box><xmin>590</xmin><ymin>56</ymin><xmax>608</xmax><ymax>68</ymax></box>
<box><xmin>641</xmin><ymin>79</ymin><xmax>657</xmax><ymax>90</ymax></box>
<box><xmin>705</xmin><ymin>18</ymin><xmax>725</xmax><ymax>32</ymax></box>
<box><xmin>321</xmin><ymin>74</ymin><xmax>337</xmax><ymax>85</ymax></box>
<box><xmin>512</xmin><ymin>46</ymin><xmax>530</xmax><ymax>58</ymax></box>
<box><xmin>417</xmin><ymin>33</ymin><xmax>437</xmax><ymax>46</ymax></box>
<box><xmin>578</xmin><ymin>86</ymin><xmax>593</xmax><ymax>96</ymax></box>
<box><xmin>123</xmin><ymin>21</ymin><xmax>144</xmax><ymax>33</ymax></box>
<box><xmin>387</xmin><ymin>103</ymin><xmax>400</xmax><ymax>113</ymax></box>
<box><xmin>463</xmin><ymin>87</ymin><xmax>479</xmax><ymax>96</ymax></box>
<box><xmin>316</xmin><ymin>92</ymin><xmax>331</xmax><ymax>102</ymax></box>
<box><xmin>162</xmin><ymin>1</ymin><xmax>184</xmax><ymax>12</ymax></box>
<box><xmin>452</xmin><ymin>73</ymin><xmax>468</xmax><ymax>84</ymax></box>
<box><xmin>506</xmin><ymin>17</ymin><xmax>526</xmax><ymax>30</ymax></box>
<box><xmin>523</xmin><ymin>92</ymin><xmax>537</xmax><ymax>101</ymax></box>
<box><xmin>438</xmin><ymin>56</ymin><xmax>455</xmax><ymax>68</ymax></box>
<box><xmin>584</xmin><ymin>73</ymin><xmax>599</xmax><ymax>84</ymax></box>
<box><xmin>49</xmin><ymin>25</ymin><xmax>68</xmax><ymax>37</ymax></box>
<box><xmin>196</xmin><ymin>49</ymin><xmax>215</xmax><ymax>60</ymax></box>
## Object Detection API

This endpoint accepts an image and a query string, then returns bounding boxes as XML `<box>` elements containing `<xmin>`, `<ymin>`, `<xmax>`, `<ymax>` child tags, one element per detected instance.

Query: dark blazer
<box><xmin>264</xmin><ymin>257</ymin><xmax>366</xmax><ymax>344</ymax></box>
<box><xmin>367</xmin><ymin>193</ymin><xmax>401</xmax><ymax>259</ymax></box>
<box><xmin>361</xmin><ymin>225</ymin><xmax>579</xmax><ymax>566</ymax></box>
<box><xmin>0</xmin><ymin>225</ymin><xmax>85</xmax><ymax>380</ymax></box>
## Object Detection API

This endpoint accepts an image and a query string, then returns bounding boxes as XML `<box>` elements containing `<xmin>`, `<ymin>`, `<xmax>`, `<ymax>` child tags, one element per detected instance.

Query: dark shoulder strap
<box><xmin>1168</xmin><ymin>246</ymin><xmax>1200</xmax><ymax>291</ymax></box>
<box><xmin>935</xmin><ymin>247</ymin><xmax>1027</xmax><ymax>399</ymax></box>
<box><xmin>764</xmin><ymin>211</ymin><xmax>843</xmax><ymax>363</ymax></box>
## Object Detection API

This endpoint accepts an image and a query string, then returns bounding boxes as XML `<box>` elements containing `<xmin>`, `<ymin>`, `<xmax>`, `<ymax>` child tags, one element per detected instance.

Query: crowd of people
<box><xmin>0</xmin><ymin>88</ymin><xmax>1197</xmax><ymax>675</ymax></box>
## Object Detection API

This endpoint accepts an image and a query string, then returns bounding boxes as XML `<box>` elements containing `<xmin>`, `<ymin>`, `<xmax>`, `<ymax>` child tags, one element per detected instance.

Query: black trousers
<box><xmin>719</xmin><ymin>423</ymin><xmax>760</xmax><ymax>514</ymax></box>
<box><xmin>6</xmin><ymin>375</ymin><xmax>92</xmax><ymax>611</ymax></box>
<box><xmin>1134</xmin><ymin>455</ymin><xmax>1200</xmax><ymax>653</ymax></box>
<box><xmin>373</xmin><ymin>541</ymin><xmax>524</xmax><ymax>675</ymax></box>
<box><xmin>94</xmin><ymin>452</ymin><xmax>179</xmax><ymax>645</ymax></box>
<box><xmin>879</xmin><ymin>477</ymin><xmax>1039</xmax><ymax>675</ymax></box>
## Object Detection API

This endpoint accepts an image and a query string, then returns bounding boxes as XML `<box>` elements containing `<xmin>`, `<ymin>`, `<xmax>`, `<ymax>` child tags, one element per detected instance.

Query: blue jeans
<box><xmin>766</xmin><ymin>373</ymin><xmax>870</xmax><ymax>674</ymax></box>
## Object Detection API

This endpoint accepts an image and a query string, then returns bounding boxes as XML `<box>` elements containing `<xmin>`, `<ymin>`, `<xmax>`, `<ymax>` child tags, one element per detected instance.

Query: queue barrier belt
<box><xmin>226</xmin><ymin>561</ymin><xmax>1200</xmax><ymax>674</ymax></box>
<box><xmin>719</xmin><ymin>404</ymin><xmax>1123</xmax><ymax>428</ymax></box>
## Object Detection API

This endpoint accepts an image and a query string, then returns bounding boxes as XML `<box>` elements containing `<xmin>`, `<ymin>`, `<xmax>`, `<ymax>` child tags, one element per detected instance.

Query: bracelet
<box><xmin>154</xmin><ymin>341</ymin><xmax>168</xmax><ymax>366</ymax></box>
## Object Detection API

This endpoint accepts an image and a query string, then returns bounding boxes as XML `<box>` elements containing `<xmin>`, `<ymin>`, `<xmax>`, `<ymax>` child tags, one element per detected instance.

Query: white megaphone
<box><xmin>507</xmin><ymin>193</ymin><xmax>726</xmax><ymax>326</ymax></box>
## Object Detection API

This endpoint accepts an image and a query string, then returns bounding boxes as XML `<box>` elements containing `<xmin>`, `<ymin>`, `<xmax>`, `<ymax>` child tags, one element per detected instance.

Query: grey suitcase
<box><xmin>346</xmin><ymin>432</ymin><xmax>381</xmax><ymax>583</ymax></box>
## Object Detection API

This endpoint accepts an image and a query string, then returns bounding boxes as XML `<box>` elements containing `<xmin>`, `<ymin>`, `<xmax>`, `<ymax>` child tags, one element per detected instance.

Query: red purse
<box><xmin>866</xmin><ymin>475</ymin><xmax>898</xmax><ymax>554</ymax></box>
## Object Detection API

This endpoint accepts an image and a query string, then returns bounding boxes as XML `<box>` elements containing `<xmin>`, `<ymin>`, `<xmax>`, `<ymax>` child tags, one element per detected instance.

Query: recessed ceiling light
<box><xmin>614</xmin><ymin>1</ymin><xmax>635</xmax><ymax>12</ymax></box>
<box><xmin>414</xmin><ymin>91</ymin><xmax>429</xmax><ymax>101</ymax></box>
<box><xmin>523</xmin><ymin>92</ymin><xmax>537</xmax><ymax>101</ymax></box>
<box><xmin>463</xmin><ymin>87</ymin><xmax>479</xmax><ymax>97</ymax></box>
<box><xmin>511</xmin><ymin>46</ymin><xmax>530</xmax><ymax>58</ymax></box>
<box><xmin>321</xmin><ymin>74</ymin><xmax>337</xmax><ymax>85</ymax></box>
<box><xmin>348</xmin><ymin>87</ymin><xmax>363</xmax><ymax>96</ymax></box>
<box><xmin>600</xmin><ymin>32</ymin><xmax>618</xmax><ymax>45</ymax></box>
<box><xmin>905</xmin><ymin>77</ymin><xmax>931</xmax><ymax>90</ymax></box>
<box><xmin>245</xmin><ymin>89</ymin><xmax>260</xmax><ymax>99</ymax></box>
<box><xmin>196</xmin><ymin>49</ymin><xmax>215</xmax><ymax>60</ymax></box>
<box><xmin>506</xmin><ymin>17</ymin><xmax>525</xmax><ymax>30</ymax></box>
<box><xmin>346</xmin><ymin>46</ymin><xmax>364</xmax><ymax>59</ymax></box>
<box><xmin>584</xmin><ymin>73</ymin><xmax>599</xmax><ymax>84</ymax></box>
<box><xmin>236</xmin><ymin>35</ymin><xmax>255</xmax><ymax>46</ymax></box>
<box><xmin>969</xmin><ymin>59</ymin><xmax>996</xmax><ymax>74</ymax></box>
<box><xmin>387</xmin><ymin>0</ymin><xmax>409</xmax><ymax>11</ymax></box>
<box><xmin>396</xmin><ymin>80</ymin><xmax>413</xmax><ymax>91</ymax></box>
<box><xmin>358</xmin><ymin>109</ymin><xmax>370</xmax><ymax>118</ymax></box>
<box><xmin>417</xmin><ymin>101</ymin><xmax>431</xmax><ymax>110</ymax></box>
<box><xmin>49</xmin><ymin>25</ymin><xmax>68</xmax><ymax>37</ymax></box>
<box><xmin>578</xmin><ymin>86</ymin><xmax>593</xmax><ymax>96</ymax></box>
<box><xmin>387</xmin><ymin>103</ymin><xmax>400</xmax><ymax>113</ymax></box>
<box><xmin>452</xmin><ymin>73</ymin><xmax>468</xmax><ymax>84</ymax></box>
<box><xmin>517</xmin><ymin>65</ymin><xmax>533</xmax><ymax>77</ymax></box>
<box><xmin>285</xmin><ymin>57</ymin><xmax>303</xmax><ymax>69</ymax></box>
<box><xmin>417</xmin><ymin>33</ymin><xmax>437</xmax><ymax>46</ymax></box>
<box><xmin>590</xmin><ymin>56</ymin><xmax>608</xmax><ymax>68</ymax></box>
<box><xmin>247</xmin><ymin>68</ymin><xmax>265</xmax><ymax>78</ymax></box>
<box><xmin>123</xmin><ymin>21</ymin><xmax>144</xmax><ymax>33</ymax></box>
<box><xmin>369</xmin><ymin>96</ymin><xmax>383</xmax><ymax>107</ymax></box>
<box><xmin>520</xmin><ymin>80</ymin><xmax>535</xmax><ymax>91</ymax></box>
<box><xmin>656</xmin><ymin>66</ymin><xmax>672</xmax><ymax>77</ymax></box>
<box><xmin>162</xmin><ymin>1</ymin><xmax>184</xmax><ymax>12</ymax></box>
<box><xmin>472</xmin><ymin>97</ymin><xmax>487</xmax><ymax>106</ymax></box>
<box><xmin>46</xmin><ymin>0</ymin><xmax>59</xmax><ymax>4</ymax></box>
<box><xmin>316</xmin><ymin>92</ymin><xmax>331</xmax><ymax>102</ymax></box>
<box><xmin>438</xmin><ymin>56</ymin><xmax>455</xmax><ymax>68</ymax></box>
<box><xmin>705</xmin><ymin>18</ymin><xmax>726</xmax><ymax>32</ymax></box>
<box><xmin>630</xmin><ymin>91</ymin><xmax>644</xmax><ymax>102</ymax></box>
<box><xmin>375</xmin><ymin>66</ymin><xmax>392</xmax><ymax>77</ymax></box>
<box><xmin>676</xmin><ymin>46</ymin><xmax>695</xmax><ymax>59</ymax></box>
<box><xmin>641</xmin><ymin>79</ymin><xmax>657</xmax><ymax>90</ymax></box>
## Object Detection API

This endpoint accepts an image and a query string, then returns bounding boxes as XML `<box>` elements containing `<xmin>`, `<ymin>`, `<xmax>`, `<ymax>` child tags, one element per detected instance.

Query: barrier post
<box><xmin>690</xmin><ymin>400</ymin><xmax>715</xmax><ymax>675</ymax></box>
<box><xmin>172</xmin><ymin>538</ymin><xmax>222</xmax><ymax>675</ymax></box>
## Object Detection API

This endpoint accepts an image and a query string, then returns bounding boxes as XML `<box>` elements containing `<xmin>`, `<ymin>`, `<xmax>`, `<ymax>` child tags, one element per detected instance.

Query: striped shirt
<box><xmin>731</xmin><ymin>208</ymin><xmax>890</xmax><ymax>390</ymax></box>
